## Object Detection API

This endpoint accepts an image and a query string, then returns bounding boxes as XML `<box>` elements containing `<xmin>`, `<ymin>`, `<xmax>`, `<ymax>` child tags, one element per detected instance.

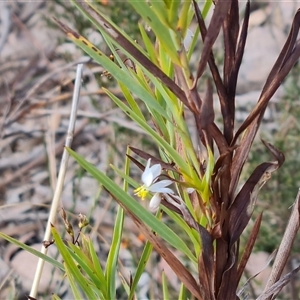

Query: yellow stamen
<box><xmin>134</xmin><ymin>185</ymin><xmax>149</xmax><ymax>200</ymax></box>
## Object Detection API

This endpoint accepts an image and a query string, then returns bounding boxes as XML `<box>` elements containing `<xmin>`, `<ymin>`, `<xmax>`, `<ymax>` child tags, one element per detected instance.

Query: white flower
<box><xmin>148</xmin><ymin>193</ymin><xmax>162</xmax><ymax>212</ymax></box>
<box><xmin>134</xmin><ymin>159</ymin><xmax>174</xmax><ymax>210</ymax></box>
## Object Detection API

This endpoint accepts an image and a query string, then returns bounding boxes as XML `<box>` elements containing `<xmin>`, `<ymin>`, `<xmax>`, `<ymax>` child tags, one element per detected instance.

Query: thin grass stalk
<box><xmin>29</xmin><ymin>63</ymin><xmax>83</xmax><ymax>298</ymax></box>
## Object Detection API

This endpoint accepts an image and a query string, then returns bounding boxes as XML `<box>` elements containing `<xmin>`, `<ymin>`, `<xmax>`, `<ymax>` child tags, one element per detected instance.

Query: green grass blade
<box><xmin>168</xmin><ymin>0</ymin><xmax>181</xmax><ymax>27</ymax></box>
<box><xmin>0</xmin><ymin>232</ymin><xmax>64</xmax><ymax>271</ymax></box>
<box><xmin>51</xmin><ymin>294</ymin><xmax>62</xmax><ymax>300</ymax></box>
<box><xmin>162</xmin><ymin>206</ymin><xmax>200</xmax><ymax>255</ymax></box>
<box><xmin>179</xmin><ymin>282</ymin><xmax>187</xmax><ymax>299</ymax></box>
<box><xmin>110</xmin><ymin>164</ymin><xmax>138</xmax><ymax>189</ymax></box>
<box><xmin>67</xmin><ymin>242</ymin><xmax>105</xmax><ymax>295</ymax></box>
<box><xmin>202</xmin><ymin>0</ymin><xmax>213</xmax><ymax>18</ymax></box>
<box><xmin>51</xmin><ymin>226</ymin><xmax>96</xmax><ymax>299</ymax></box>
<box><xmin>162</xmin><ymin>271</ymin><xmax>170</xmax><ymax>300</ymax></box>
<box><xmin>105</xmin><ymin>206</ymin><xmax>124</xmax><ymax>299</ymax></box>
<box><xmin>138</xmin><ymin>23</ymin><xmax>159</xmax><ymax>65</ymax></box>
<box><xmin>105</xmin><ymin>149</ymin><xmax>132</xmax><ymax>299</ymax></box>
<box><xmin>87</xmin><ymin>237</ymin><xmax>107</xmax><ymax>291</ymax></box>
<box><xmin>177</xmin><ymin>0</ymin><xmax>192</xmax><ymax>35</ymax></box>
<box><xmin>150</xmin><ymin>0</ymin><xmax>171</xmax><ymax>28</ymax></box>
<box><xmin>64</xmin><ymin>262</ymin><xmax>83</xmax><ymax>299</ymax></box>
<box><xmin>119</xmin><ymin>82</ymin><xmax>146</xmax><ymax>121</ymax></box>
<box><xmin>128</xmin><ymin>0</ymin><xmax>181</xmax><ymax>65</ymax></box>
<box><xmin>129</xmin><ymin>241</ymin><xmax>153</xmax><ymax>300</ymax></box>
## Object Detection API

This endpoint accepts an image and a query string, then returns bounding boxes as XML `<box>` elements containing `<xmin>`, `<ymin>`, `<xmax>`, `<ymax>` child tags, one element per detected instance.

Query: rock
<box><xmin>237</xmin><ymin>26</ymin><xmax>286</xmax><ymax>94</ymax></box>
<box><xmin>10</xmin><ymin>243</ymin><xmax>67</xmax><ymax>295</ymax></box>
<box><xmin>245</xmin><ymin>251</ymin><xmax>272</xmax><ymax>295</ymax></box>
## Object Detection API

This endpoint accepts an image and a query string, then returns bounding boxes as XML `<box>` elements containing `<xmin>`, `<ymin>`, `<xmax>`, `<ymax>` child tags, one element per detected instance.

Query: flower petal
<box><xmin>148</xmin><ymin>163</ymin><xmax>162</xmax><ymax>180</ymax></box>
<box><xmin>142</xmin><ymin>159</ymin><xmax>154</xmax><ymax>186</ymax></box>
<box><xmin>144</xmin><ymin>158</ymin><xmax>151</xmax><ymax>171</ymax></box>
<box><xmin>155</xmin><ymin>187</ymin><xmax>174</xmax><ymax>194</ymax></box>
<box><xmin>149</xmin><ymin>180</ymin><xmax>173</xmax><ymax>193</ymax></box>
<box><xmin>149</xmin><ymin>193</ymin><xmax>161</xmax><ymax>212</ymax></box>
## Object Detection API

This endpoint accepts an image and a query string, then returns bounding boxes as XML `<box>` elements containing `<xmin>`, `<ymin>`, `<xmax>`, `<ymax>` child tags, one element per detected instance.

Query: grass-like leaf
<box><xmin>67</xmin><ymin>242</ymin><xmax>105</xmax><ymax>295</ymax></box>
<box><xmin>51</xmin><ymin>225</ymin><xmax>97</xmax><ymax>299</ymax></box>
<box><xmin>105</xmin><ymin>206</ymin><xmax>124</xmax><ymax>299</ymax></box>
<box><xmin>0</xmin><ymin>232</ymin><xmax>64</xmax><ymax>271</ymax></box>
<box><xmin>128</xmin><ymin>0</ymin><xmax>181</xmax><ymax>65</ymax></box>
<box><xmin>64</xmin><ymin>262</ymin><xmax>83</xmax><ymax>299</ymax></box>
<box><xmin>129</xmin><ymin>240</ymin><xmax>153</xmax><ymax>300</ymax></box>
<box><xmin>87</xmin><ymin>236</ymin><xmax>107</xmax><ymax>289</ymax></box>
<box><xmin>162</xmin><ymin>271</ymin><xmax>170</xmax><ymax>300</ymax></box>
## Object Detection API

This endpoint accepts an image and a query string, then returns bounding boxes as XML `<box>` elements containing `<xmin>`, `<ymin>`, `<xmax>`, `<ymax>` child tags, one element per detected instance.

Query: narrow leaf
<box><xmin>51</xmin><ymin>226</ymin><xmax>96</xmax><ymax>299</ymax></box>
<box><xmin>228</xmin><ymin>142</ymin><xmax>284</xmax><ymax>247</ymax></box>
<box><xmin>0</xmin><ymin>232</ymin><xmax>64</xmax><ymax>271</ymax></box>
<box><xmin>237</xmin><ymin>212</ymin><xmax>263</xmax><ymax>282</ymax></box>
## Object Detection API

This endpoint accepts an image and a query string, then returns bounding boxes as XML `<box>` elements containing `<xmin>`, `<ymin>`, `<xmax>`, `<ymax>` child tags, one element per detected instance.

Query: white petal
<box><xmin>142</xmin><ymin>171</ymin><xmax>154</xmax><ymax>187</ymax></box>
<box><xmin>149</xmin><ymin>193</ymin><xmax>161</xmax><ymax>212</ymax></box>
<box><xmin>148</xmin><ymin>163</ymin><xmax>162</xmax><ymax>179</ymax></box>
<box><xmin>149</xmin><ymin>180</ymin><xmax>173</xmax><ymax>193</ymax></box>
<box><xmin>142</xmin><ymin>159</ymin><xmax>154</xmax><ymax>186</ymax></box>
<box><xmin>145</xmin><ymin>158</ymin><xmax>151</xmax><ymax>171</ymax></box>
<box><xmin>156</xmin><ymin>187</ymin><xmax>174</xmax><ymax>194</ymax></box>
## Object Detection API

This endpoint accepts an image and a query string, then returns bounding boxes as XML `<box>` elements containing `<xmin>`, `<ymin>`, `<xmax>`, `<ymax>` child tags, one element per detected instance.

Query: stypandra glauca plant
<box><xmin>23</xmin><ymin>1</ymin><xmax>300</xmax><ymax>299</ymax></box>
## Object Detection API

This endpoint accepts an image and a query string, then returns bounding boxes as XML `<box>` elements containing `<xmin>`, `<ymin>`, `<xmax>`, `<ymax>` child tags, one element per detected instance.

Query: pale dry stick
<box><xmin>45</xmin><ymin>100</ymin><xmax>61</xmax><ymax>190</ymax></box>
<box><xmin>29</xmin><ymin>63</ymin><xmax>83</xmax><ymax>298</ymax></box>
<box><xmin>262</xmin><ymin>189</ymin><xmax>300</xmax><ymax>300</ymax></box>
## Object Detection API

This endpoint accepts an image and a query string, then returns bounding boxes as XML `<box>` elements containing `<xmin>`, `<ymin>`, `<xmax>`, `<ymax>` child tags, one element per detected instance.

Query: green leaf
<box><xmin>119</xmin><ymin>82</ymin><xmax>146</xmax><ymax>122</ymax></box>
<box><xmin>128</xmin><ymin>0</ymin><xmax>181</xmax><ymax>65</ymax></box>
<box><xmin>162</xmin><ymin>271</ymin><xmax>170</xmax><ymax>300</ymax></box>
<box><xmin>51</xmin><ymin>226</ymin><xmax>96</xmax><ymax>299</ymax></box>
<box><xmin>0</xmin><ymin>232</ymin><xmax>64</xmax><ymax>271</ymax></box>
<box><xmin>64</xmin><ymin>262</ymin><xmax>83</xmax><ymax>299</ymax></box>
<box><xmin>67</xmin><ymin>242</ymin><xmax>104</xmax><ymax>295</ymax></box>
<box><xmin>110</xmin><ymin>164</ymin><xmax>138</xmax><ymax>190</ymax></box>
<box><xmin>162</xmin><ymin>206</ymin><xmax>200</xmax><ymax>255</ymax></box>
<box><xmin>177</xmin><ymin>0</ymin><xmax>192</xmax><ymax>34</ymax></box>
<box><xmin>168</xmin><ymin>0</ymin><xmax>181</xmax><ymax>27</ymax></box>
<box><xmin>150</xmin><ymin>1</ymin><xmax>172</xmax><ymax>28</ymax></box>
<box><xmin>202</xmin><ymin>0</ymin><xmax>213</xmax><ymax>18</ymax></box>
<box><xmin>138</xmin><ymin>23</ymin><xmax>159</xmax><ymax>65</ymax></box>
<box><xmin>129</xmin><ymin>241</ymin><xmax>153</xmax><ymax>300</ymax></box>
<box><xmin>87</xmin><ymin>237</ymin><xmax>107</xmax><ymax>287</ymax></box>
<box><xmin>179</xmin><ymin>282</ymin><xmax>187</xmax><ymax>300</ymax></box>
<box><xmin>105</xmin><ymin>206</ymin><xmax>124</xmax><ymax>299</ymax></box>
<box><xmin>51</xmin><ymin>294</ymin><xmax>62</xmax><ymax>300</ymax></box>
